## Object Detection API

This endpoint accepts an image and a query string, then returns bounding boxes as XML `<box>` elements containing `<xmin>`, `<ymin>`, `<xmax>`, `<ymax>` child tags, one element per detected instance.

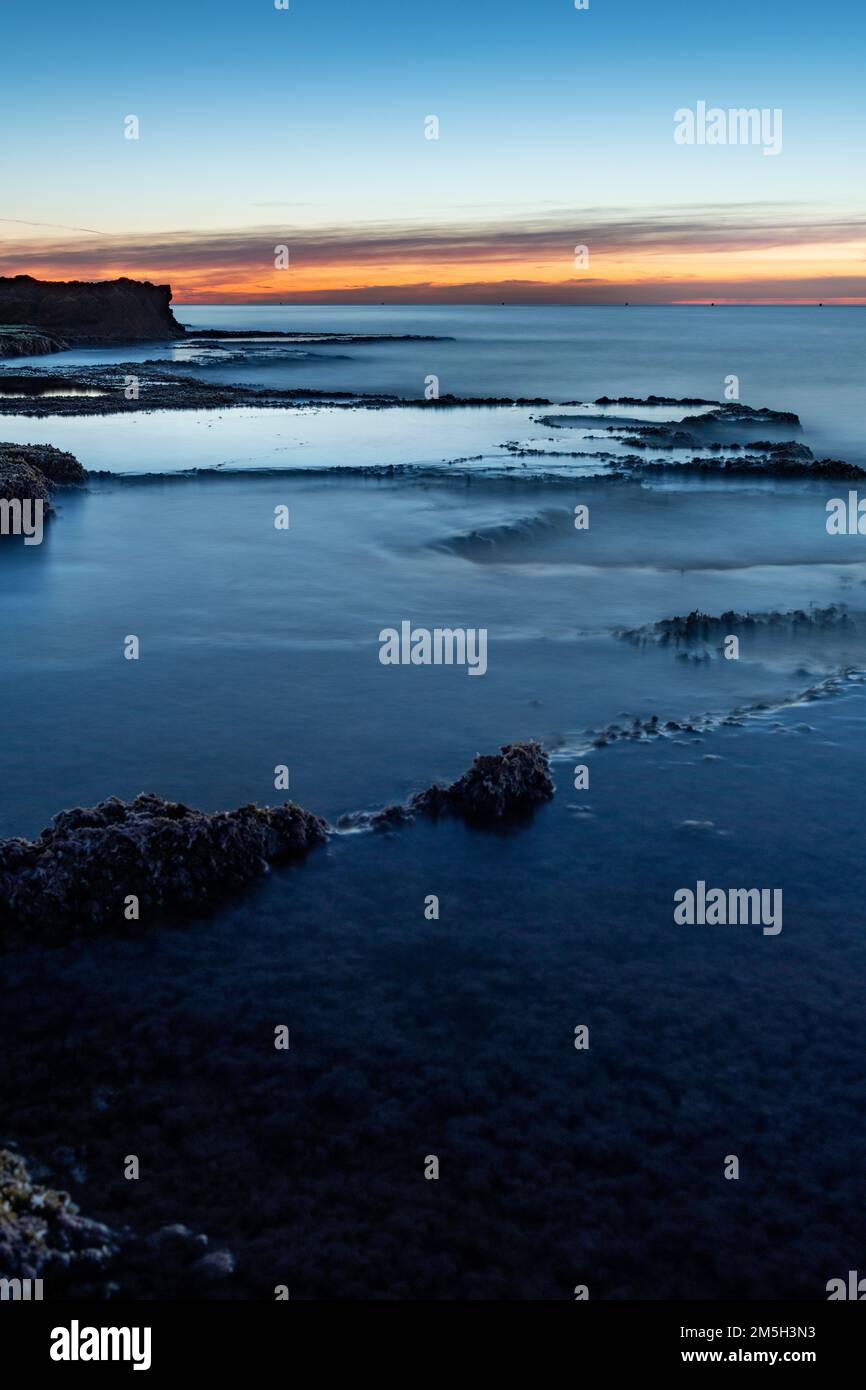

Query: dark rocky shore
<box><xmin>340</xmin><ymin>740</ymin><xmax>554</xmax><ymax>831</ymax></box>
<box><xmin>0</xmin><ymin>359</ymin><xmax>561</xmax><ymax>417</ymax></box>
<box><xmin>616</xmin><ymin>604</ymin><xmax>856</xmax><ymax>648</ymax></box>
<box><xmin>0</xmin><ymin>442</ymin><xmax>86</xmax><ymax>521</ymax></box>
<box><xmin>0</xmin><ymin>326</ymin><xmax>69</xmax><ymax>358</ymax></box>
<box><xmin>0</xmin><ymin>1147</ymin><xmax>234</xmax><ymax>1297</ymax></box>
<box><xmin>0</xmin><ymin>744</ymin><xmax>554</xmax><ymax>939</ymax></box>
<box><xmin>0</xmin><ymin>795</ymin><xmax>328</xmax><ymax>937</ymax></box>
<box><xmin>0</xmin><ymin>274</ymin><xmax>185</xmax><ymax>344</ymax></box>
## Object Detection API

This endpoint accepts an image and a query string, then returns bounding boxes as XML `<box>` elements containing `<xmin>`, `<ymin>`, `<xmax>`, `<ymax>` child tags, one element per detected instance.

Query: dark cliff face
<box><xmin>0</xmin><ymin>275</ymin><xmax>185</xmax><ymax>342</ymax></box>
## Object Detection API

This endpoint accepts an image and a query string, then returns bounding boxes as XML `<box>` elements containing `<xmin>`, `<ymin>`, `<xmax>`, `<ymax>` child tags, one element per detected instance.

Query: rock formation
<box><xmin>0</xmin><ymin>443</ymin><xmax>87</xmax><ymax>530</ymax></box>
<box><xmin>0</xmin><ymin>326</ymin><xmax>69</xmax><ymax>358</ymax></box>
<box><xmin>0</xmin><ymin>1147</ymin><xmax>233</xmax><ymax>1298</ymax></box>
<box><xmin>0</xmin><ymin>793</ymin><xmax>328</xmax><ymax>936</ymax></box>
<box><xmin>410</xmin><ymin>740</ymin><xmax>555</xmax><ymax>821</ymax></box>
<box><xmin>340</xmin><ymin>740</ymin><xmax>556</xmax><ymax>831</ymax></box>
<box><xmin>0</xmin><ymin>276</ymin><xmax>184</xmax><ymax>343</ymax></box>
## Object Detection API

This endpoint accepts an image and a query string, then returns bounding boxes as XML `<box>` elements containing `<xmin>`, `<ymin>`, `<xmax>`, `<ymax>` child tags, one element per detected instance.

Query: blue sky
<box><xmin>1</xmin><ymin>0</ymin><xmax>864</xmax><ymax>300</ymax></box>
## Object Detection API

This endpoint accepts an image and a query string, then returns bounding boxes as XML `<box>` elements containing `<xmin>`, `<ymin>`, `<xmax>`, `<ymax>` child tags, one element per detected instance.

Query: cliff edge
<box><xmin>0</xmin><ymin>275</ymin><xmax>185</xmax><ymax>343</ymax></box>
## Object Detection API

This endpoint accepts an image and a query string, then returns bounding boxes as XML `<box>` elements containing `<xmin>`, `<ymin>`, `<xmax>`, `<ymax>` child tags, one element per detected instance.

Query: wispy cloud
<box><xmin>2</xmin><ymin>205</ymin><xmax>864</xmax><ymax>302</ymax></box>
<box><xmin>0</xmin><ymin>216</ymin><xmax>108</xmax><ymax>236</ymax></box>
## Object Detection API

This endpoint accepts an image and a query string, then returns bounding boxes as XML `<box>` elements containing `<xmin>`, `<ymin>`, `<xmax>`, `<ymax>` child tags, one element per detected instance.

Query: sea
<box><xmin>1</xmin><ymin>305</ymin><xmax>865</xmax><ymax>1299</ymax></box>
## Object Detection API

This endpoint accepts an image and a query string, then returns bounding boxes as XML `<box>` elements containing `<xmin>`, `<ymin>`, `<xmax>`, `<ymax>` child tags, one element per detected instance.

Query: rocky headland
<box><xmin>0</xmin><ymin>275</ymin><xmax>185</xmax><ymax>346</ymax></box>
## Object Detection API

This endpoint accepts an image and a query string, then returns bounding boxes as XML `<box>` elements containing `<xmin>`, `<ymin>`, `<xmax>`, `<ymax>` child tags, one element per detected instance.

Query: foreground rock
<box><xmin>0</xmin><ymin>325</ymin><xmax>69</xmax><ymax>358</ymax></box>
<box><xmin>0</xmin><ymin>794</ymin><xmax>328</xmax><ymax>936</ymax></box>
<box><xmin>0</xmin><ymin>1148</ymin><xmax>233</xmax><ymax>1298</ymax></box>
<box><xmin>411</xmin><ymin>740</ymin><xmax>554</xmax><ymax>820</ymax></box>
<box><xmin>0</xmin><ymin>459</ymin><xmax>53</xmax><ymax>512</ymax></box>
<box><xmin>0</xmin><ymin>746</ymin><xmax>553</xmax><ymax>936</ymax></box>
<box><xmin>0</xmin><ymin>444</ymin><xmax>86</xmax><ymax>534</ymax></box>
<box><xmin>0</xmin><ymin>275</ymin><xmax>184</xmax><ymax>343</ymax></box>
<box><xmin>0</xmin><ymin>442</ymin><xmax>86</xmax><ymax>486</ymax></box>
<box><xmin>340</xmin><ymin>741</ymin><xmax>555</xmax><ymax>831</ymax></box>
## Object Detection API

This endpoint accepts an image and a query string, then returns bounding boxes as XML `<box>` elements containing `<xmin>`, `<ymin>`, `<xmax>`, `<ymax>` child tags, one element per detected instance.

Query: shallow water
<box><xmin>10</xmin><ymin>304</ymin><xmax>866</xmax><ymax>461</ymax></box>
<box><xmin>2</xmin><ymin>463</ymin><xmax>866</xmax><ymax>839</ymax></box>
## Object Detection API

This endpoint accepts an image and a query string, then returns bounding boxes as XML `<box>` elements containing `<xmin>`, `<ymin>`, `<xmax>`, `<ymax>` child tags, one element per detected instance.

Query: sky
<box><xmin>1</xmin><ymin>0</ymin><xmax>864</xmax><ymax>303</ymax></box>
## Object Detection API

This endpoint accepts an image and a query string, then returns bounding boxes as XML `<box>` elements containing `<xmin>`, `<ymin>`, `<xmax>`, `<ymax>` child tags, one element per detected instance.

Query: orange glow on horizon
<box><xmin>12</xmin><ymin>239</ymin><xmax>866</xmax><ymax>305</ymax></box>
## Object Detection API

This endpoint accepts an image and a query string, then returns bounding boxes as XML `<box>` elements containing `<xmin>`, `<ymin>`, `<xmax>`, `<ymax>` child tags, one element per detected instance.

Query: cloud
<box><xmin>2</xmin><ymin>204</ymin><xmax>864</xmax><ymax>301</ymax></box>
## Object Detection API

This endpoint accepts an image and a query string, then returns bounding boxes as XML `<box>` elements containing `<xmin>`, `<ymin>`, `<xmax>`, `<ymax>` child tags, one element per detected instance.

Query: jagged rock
<box><xmin>0</xmin><ymin>276</ymin><xmax>184</xmax><ymax>343</ymax></box>
<box><xmin>337</xmin><ymin>741</ymin><xmax>555</xmax><ymax>833</ymax></box>
<box><xmin>0</xmin><ymin>325</ymin><xmax>69</xmax><ymax>358</ymax></box>
<box><xmin>0</xmin><ymin>459</ymin><xmax>53</xmax><ymax>509</ymax></box>
<box><xmin>0</xmin><ymin>793</ymin><xmax>328</xmax><ymax>936</ymax></box>
<box><xmin>0</xmin><ymin>442</ymin><xmax>86</xmax><ymax>486</ymax></box>
<box><xmin>411</xmin><ymin>741</ymin><xmax>554</xmax><ymax>821</ymax></box>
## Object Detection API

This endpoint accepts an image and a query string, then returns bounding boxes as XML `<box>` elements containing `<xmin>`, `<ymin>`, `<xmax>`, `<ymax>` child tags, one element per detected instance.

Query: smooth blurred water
<box><xmin>2</xmin><ymin>465</ymin><xmax>866</xmax><ymax>839</ymax></box>
<box><xmin>3</xmin><ymin>306</ymin><xmax>866</xmax><ymax>1301</ymax></box>
<box><xmin>12</xmin><ymin>304</ymin><xmax>866</xmax><ymax>462</ymax></box>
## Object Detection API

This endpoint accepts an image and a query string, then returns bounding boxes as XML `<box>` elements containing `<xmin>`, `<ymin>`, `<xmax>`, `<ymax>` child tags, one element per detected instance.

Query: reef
<box><xmin>594</xmin><ymin>394</ymin><xmax>720</xmax><ymax>407</ymax></box>
<box><xmin>0</xmin><ymin>361</ymin><xmax>561</xmax><ymax>418</ymax></box>
<box><xmin>619</xmin><ymin>442</ymin><xmax>866</xmax><ymax>480</ymax></box>
<box><xmin>0</xmin><ymin>794</ymin><xmax>328</xmax><ymax>937</ymax></box>
<box><xmin>0</xmin><ymin>325</ymin><xmax>69</xmax><ymax>358</ymax></box>
<box><xmin>615</xmin><ymin>605</ymin><xmax>855</xmax><ymax>648</ymax></box>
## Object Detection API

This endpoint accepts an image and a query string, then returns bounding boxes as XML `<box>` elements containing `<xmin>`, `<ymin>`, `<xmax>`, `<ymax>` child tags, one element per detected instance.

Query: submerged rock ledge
<box><xmin>0</xmin><ymin>325</ymin><xmax>69</xmax><ymax>357</ymax></box>
<box><xmin>616</xmin><ymin>604</ymin><xmax>855</xmax><ymax>648</ymax></box>
<box><xmin>0</xmin><ymin>744</ymin><xmax>552</xmax><ymax>937</ymax></box>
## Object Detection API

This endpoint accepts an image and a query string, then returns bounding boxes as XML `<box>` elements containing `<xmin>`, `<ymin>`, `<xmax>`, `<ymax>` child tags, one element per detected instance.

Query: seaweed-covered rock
<box><xmin>0</xmin><ymin>325</ymin><xmax>69</xmax><ymax>358</ymax></box>
<box><xmin>337</xmin><ymin>741</ymin><xmax>555</xmax><ymax>833</ymax></box>
<box><xmin>0</xmin><ymin>1147</ymin><xmax>119</xmax><ymax>1292</ymax></box>
<box><xmin>0</xmin><ymin>1148</ymin><xmax>234</xmax><ymax>1298</ymax></box>
<box><xmin>0</xmin><ymin>459</ymin><xmax>53</xmax><ymax>508</ymax></box>
<box><xmin>0</xmin><ymin>443</ymin><xmax>87</xmax><ymax>485</ymax></box>
<box><xmin>0</xmin><ymin>445</ymin><xmax>86</xmax><ymax>539</ymax></box>
<box><xmin>411</xmin><ymin>741</ymin><xmax>554</xmax><ymax>821</ymax></box>
<box><xmin>0</xmin><ymin>793</ymin><xmax>328</xmax><ymax>936</ymax></box>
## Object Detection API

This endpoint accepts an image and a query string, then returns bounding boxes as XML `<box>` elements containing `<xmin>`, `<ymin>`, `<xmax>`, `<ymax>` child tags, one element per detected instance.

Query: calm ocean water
<box><xmin>21</xmin><ymin>304</ymin><xmax>866</xmax><ymax>462</ymax></box>
<box><xmin>2</xmin><ymin>306</ymin><xmax>866</xmax><ymax>1298</ymax></box>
